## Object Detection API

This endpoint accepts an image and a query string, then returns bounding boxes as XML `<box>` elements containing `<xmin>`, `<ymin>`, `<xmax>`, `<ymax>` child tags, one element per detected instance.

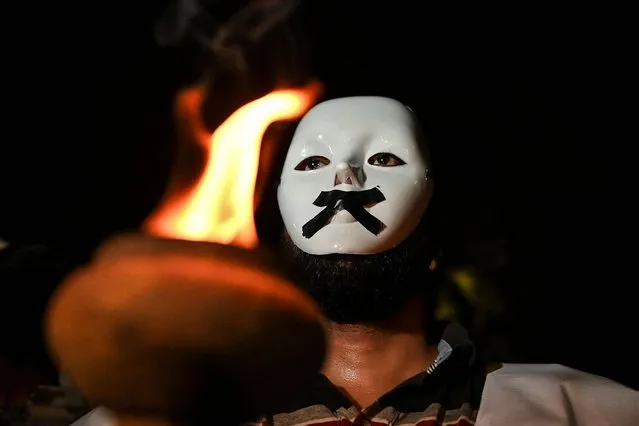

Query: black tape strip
<box><xmin>301</xmin><ymin>187</ymin><xmax>386</xmax><ymax>238</ymax></box>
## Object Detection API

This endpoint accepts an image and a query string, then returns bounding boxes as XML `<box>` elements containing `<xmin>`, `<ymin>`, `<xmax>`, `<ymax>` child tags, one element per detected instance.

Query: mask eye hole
<box><xmin>294</xmin><ymin>156</ymin><xmax>331</xmax><ymax>171</ymax></box>
<box><xmin>367</xmin><ymin>152</ymin><xmax>406</xmax><ymax>167</ymax></box>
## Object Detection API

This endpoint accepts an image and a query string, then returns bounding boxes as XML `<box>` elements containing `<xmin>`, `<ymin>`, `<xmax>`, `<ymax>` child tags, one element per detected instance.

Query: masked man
<box><xmin>72</xmin><ymin>97</ymin><xmax>637</xmax><ymax>426</ymax></box>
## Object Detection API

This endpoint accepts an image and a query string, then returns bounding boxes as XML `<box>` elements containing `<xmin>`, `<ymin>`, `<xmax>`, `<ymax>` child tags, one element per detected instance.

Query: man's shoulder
<box><xmin>486</xmin><ymin>362</ymin><xmax>629</xmax><ymax>385</ymax></box>
<box><xmin>476</xmin><ymin>363</ymin><xmax>639</xmax><ymax>425</ymax></box>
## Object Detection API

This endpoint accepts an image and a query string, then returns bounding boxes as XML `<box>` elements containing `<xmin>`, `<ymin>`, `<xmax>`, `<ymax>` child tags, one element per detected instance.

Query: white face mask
<box><xmin>278</xmin><ymin>96</ymin><xmax>433</xmax><ymax>255</ymax></box>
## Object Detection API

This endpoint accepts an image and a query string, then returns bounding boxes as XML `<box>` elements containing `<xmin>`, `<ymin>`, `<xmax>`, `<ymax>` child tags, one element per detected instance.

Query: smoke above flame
<box><xmin>145</xmin><ymin>0</ymin><xmax>319</xmax><ymax>248</ymax></box>
<box><xmin>155</xmin><ymin>0</ymin><xmax>300</xmax><ymax>60</ymax></box>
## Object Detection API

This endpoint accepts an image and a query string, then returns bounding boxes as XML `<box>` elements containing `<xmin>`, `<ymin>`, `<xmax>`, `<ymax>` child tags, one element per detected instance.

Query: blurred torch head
<box><xmin>44</xmin><ymin>82</ymin><xmax>326</xmax><ymax>424</ymax></box>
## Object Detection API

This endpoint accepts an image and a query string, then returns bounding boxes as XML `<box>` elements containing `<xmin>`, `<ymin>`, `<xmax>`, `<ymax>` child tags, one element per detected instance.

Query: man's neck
<box><xmin>321</xmin><ymin>298</ymin><xmax>437</xmax><ymax>409</ymax></box>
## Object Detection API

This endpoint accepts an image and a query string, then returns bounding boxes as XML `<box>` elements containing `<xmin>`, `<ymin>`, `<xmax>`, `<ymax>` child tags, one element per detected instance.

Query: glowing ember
<box><xmin>144</xmin><ymin>84</ymin><xmax>321</xmax><ymax>248</ymax></box>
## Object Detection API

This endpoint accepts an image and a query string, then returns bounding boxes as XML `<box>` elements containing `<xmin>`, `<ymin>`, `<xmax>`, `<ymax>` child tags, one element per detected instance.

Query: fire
<box><xmin>144</xmin><ymin>84</ymin><xmax>320</xmax><ymax>248</ymax></box>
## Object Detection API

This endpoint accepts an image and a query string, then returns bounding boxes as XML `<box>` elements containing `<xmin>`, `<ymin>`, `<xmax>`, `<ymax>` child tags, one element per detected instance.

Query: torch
<box><xmin>43</xmin><ymin>80</ymin><xmax>325</xmax><ymax>426</ymax></box>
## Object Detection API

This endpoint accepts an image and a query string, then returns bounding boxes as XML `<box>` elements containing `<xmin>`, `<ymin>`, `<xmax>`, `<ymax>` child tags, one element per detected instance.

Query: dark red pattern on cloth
<box><xmin>255</xmin><ymin>412</ymin><xmax>476</xmax><ymax>425</ymax></box>
<box><xmin>386</xmin><ymin>418</ymin><xmax>475</xmax><ymax>426</ymax></box>
<box><xmin>258</xmin><ymin>419</ymin><xmax>474</xmax><ymax>426</ymax></box>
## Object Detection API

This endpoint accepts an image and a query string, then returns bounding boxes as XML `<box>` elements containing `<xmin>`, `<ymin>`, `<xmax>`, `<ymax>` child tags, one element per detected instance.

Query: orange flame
<box><xmin>144</xmin><ymin>84</ymin><xmax>320</xmax><ymax>248</ymax></box>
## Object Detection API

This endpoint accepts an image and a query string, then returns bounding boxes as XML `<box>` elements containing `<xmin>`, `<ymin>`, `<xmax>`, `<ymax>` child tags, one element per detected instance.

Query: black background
<box><xmin>1</xmin><ymin>1</ymin><xmax>632</xmax><ymax>390</ymax></box>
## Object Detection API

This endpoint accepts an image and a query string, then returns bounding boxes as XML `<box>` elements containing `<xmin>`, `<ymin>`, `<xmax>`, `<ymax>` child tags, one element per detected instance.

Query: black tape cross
<box><xmin>301</xmin><ymin>187</ymin><xmax>386</xmax><ymax>239</ymax></box>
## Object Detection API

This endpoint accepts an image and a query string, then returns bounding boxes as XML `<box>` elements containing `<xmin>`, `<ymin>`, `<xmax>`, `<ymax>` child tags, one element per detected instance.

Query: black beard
<box><xmin>279</xmin><ymin>222</ymin><xmax>436</xmax><ymax>324</ymax></box>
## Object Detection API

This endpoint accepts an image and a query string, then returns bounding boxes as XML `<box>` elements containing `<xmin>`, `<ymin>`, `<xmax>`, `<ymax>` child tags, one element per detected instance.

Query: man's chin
<box><xmin>316</xmin><ymin>253</ymin><xmax>365</xmax><ymax>268</ymax></box>
<box><xmin>279</xmin><ymin>231</ymin><xmax>431</xmax><ymax>324</ymax></box>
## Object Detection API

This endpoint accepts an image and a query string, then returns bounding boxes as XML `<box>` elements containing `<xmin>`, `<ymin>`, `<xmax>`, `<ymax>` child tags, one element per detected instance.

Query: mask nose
<box><xmin>334</xmin><ymin>162</ymin><xmax>365</xmax><ymax>187</ymax></box>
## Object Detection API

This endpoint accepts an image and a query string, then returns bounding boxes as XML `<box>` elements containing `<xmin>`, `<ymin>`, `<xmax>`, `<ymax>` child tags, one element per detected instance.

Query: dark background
<box><xmin>1</xmin><ymin>0</ymin><xmax>631</xmax><ymax>401</ymax></box>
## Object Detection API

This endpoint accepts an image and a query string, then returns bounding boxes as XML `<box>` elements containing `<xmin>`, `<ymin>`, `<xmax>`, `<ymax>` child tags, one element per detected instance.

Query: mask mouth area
<box><xmin>301</xmin><ymin>187</ymin><xmax>387</xmax><ymax>238</ymax></box>
<box><xmin>330</xmin><ymin>208</ymin><xmax>357</xmax><ymax>224</ymax></box>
